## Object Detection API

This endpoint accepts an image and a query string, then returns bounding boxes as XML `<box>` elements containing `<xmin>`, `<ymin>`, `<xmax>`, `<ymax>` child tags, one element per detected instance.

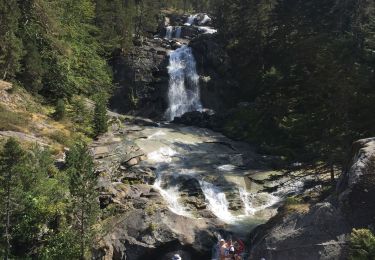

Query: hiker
<box><xmin>172</xmin><ymin>254</ymin><xmax>182</xmax><ymax>260</ymax></box>
<box><xmin>233</xmin><ymin>239</ymin><xmax>245</xmax><ymax>260</ymax></box>
<box><xmin>219</xmin><ymin>239</ymin><xmax>228</xmax><ymax>260</ymax></box>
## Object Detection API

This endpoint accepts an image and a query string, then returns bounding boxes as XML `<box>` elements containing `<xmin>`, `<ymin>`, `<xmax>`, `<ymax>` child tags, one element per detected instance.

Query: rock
<box><xmin>249</xmin><ymin>137</ymin><xmax>375</xmax><ymax>260</ymax></box>
<box><xmin>189</xmin><ymin>34</ymin><xmax>237</xmax><ymax>112</ymax></box>
<box><xmin>109</xmin><ymin>41</ymin><xmax>169</xmax><ymax>119</ymax></box>
<box><xmin>126</xmin><ymin>158</ymin><xmax>139</xmax><ymax>167</ymax></box>
<box><xmin>0</xmin><ymin>80</ymin><xmax>12</xmax><ymax>91</ymax></box>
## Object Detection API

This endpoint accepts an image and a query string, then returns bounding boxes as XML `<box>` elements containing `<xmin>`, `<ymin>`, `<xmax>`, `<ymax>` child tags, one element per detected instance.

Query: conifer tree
<box><xmin>54</xmin><ymin>99</ymin><xmax>66</xmax><ymax>121</ymax></box>
<box><xmin>0</xmin><ymin>0</ymin><xmax>23</xmax><ymax>80</ymax></box>
<box><xmin>93</xmin><ymin>95</ymin><xmax>109</xmax><ymax>137</ymax></box>
<box><xmin>65</xmin><ymin>142</ymin><xmax>99</xmax><ymax>260</ymax></box>
<box><xmin>0</xmin><ymin>138</ymin><xmax>25</xmax><ymax>260</ymax></box>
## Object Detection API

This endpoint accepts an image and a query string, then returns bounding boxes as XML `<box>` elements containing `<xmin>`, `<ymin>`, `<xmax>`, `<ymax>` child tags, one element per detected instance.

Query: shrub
<box><xmin>54</xmin><ymin>99</ymin><xmax>65</xmax><ymax>121</ymax></box>
<box><xmin>349</xmin><ymin>229</ymin><xmax>375</xmax><ymax>260</ymax></box>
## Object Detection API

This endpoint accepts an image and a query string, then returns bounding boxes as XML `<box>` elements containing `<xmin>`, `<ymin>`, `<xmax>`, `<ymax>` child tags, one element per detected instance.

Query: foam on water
<box><xmin>200</xmin><ymin>180</ymin><xmax>235</xmax><ymax>223</ymax></box>
<box><xmin>153</xmin><ymin>177</ymin><xmax>191</xmax><ymax>217</ymax></box>
<box><xmin>217</xmin><ymin>164</ymin><xmax>236</xmax><ymax>171</ymax></box>
<box><xmin>147</xmin><ymin>147</ymin><xmax>178</xmax><ymax>163</ymax></box>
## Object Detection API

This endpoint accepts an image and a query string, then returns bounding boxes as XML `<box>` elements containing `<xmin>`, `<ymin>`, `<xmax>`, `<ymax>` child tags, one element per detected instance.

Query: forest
<box><xmin>1</xmin><ymin>0</ymin><xmax>375</xmax><ymax>259</ymax></box>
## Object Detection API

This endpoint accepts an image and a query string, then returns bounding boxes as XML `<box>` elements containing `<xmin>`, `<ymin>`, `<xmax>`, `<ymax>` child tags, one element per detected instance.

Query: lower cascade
<box><xmin>165</xmin><ymin>45</ymin><xmax>202</xmax><ymax>121</ymax></box>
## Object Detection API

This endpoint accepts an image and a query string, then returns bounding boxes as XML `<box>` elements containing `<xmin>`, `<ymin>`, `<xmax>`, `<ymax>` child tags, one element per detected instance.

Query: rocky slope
<box><xmin>249</xmin><ymin>138</ymin><xmax>375</xmax><ymax>260</ymax></box>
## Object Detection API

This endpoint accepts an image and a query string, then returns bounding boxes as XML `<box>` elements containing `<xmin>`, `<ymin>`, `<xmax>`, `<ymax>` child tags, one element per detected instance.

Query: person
<box><xmin>233</xmin><ymin>239</ymin><xmax>245</xmax><ymax>260</ymax></box>
<box><xmin>219</xmin><ymin>239</ymin><xmax>228</xmax><ymax>260</ymax></box>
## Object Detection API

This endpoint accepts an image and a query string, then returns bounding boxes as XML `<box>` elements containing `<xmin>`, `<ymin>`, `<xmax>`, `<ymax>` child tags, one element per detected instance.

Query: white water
<box><xmin>185</xmin><ymin>14</ymin><xmax>197</xmax><ymax>26</ymax></box>
<box><xmin>239</xmin><ymin>187</ymin><xmax>279</xmax><ymax>216</ymax></box>
<box><xmin>199</xmin><ymin>14</ymin><xmax>212</xmax><ymax>25</ymax></box>
<box><xmin>217</xmin><ymin>164</ymin><xmax>236</xmax><ymax>171</ymax></box>
<box><xmin>175</xmin><ymin>26</ymin><xmax>182</xmax><ymax>38</ymax></box>
<box><xmin>198</xmin><ymin>26</ymin><xmax>217</xmax><ymax>34</ymax></box>
<box><xmin>165</xmin><ymin>26</ymin><xmax>173</xmax><ymax>39</ymax></box>
<box><xmin>200</xmin><ymin>181</ymin><xmax>235</xmax><ymax>223</ymax></box>
<box><xmin>165</xmin><ymin>45</ymin><xmax>202</xmax><ymax>121</ymax></box>
<box><xmin>153</xmin><ymin>177</ymin><xmax>191</xmax><ymax>217</ymax></box>
<box><xmin>147</xmin><ymin>147</ymin><xmax>177</xmax><ymax>163</ymax></box>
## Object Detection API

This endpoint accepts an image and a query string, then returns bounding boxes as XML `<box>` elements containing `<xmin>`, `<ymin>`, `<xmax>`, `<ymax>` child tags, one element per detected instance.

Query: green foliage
<box><xmin>0</xmin><ymin>138</ymin><xmax>26</xmax><ymax>259</ymax></box>
<box><xmin>65</xmin><ymin>142</ymin><xmax>99</xmax><ymax>259</ymax></box>
<box><xmin>93</xmin><ymin>94</ymin><xmax>109</xmax><ymax>137</ymax></box>
<box><xmin>0</xmin><ymin>0</ymin><xmax>23</xmax><ymax>80</ymax></box>
<box><xmin>54</xmin><ymin>99</ymin><xmax>66</xmax><ymax>121</ymax></box>
<box><xmin>349</xmin><ymin>229</ymin><xmax>375</xmax><ymax>260</ymax></box>
<box><xmin>215</xmin><ymin>0</ymin><xmax>375</xmax><ymax>171</ymax></box>
<box><xmin>0</xmin><ymin>139</ymin><xmax>93</xmax><ymax>259</ymax></box>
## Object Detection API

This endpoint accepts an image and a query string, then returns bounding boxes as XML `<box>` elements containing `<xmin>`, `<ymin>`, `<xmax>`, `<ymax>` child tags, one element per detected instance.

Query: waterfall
<box><xmin>199</xmin><ymin>14</ymin><xmax>212</xmax><ymax>25</ymax></box>
<box><xmin>165</xmin><ymin>45</ymin><xmax>202</xmax><ymax>121</ymax></box>
<box><xmin>175</xmin><ymin>26</ymin><xmax>182</xmax><ymax>38</ymax></box>
<box><xmin>165</xmin><ymin>26</ymin><xmax>173</xmax><ymax>39</ymax></box>
<box><xmin>153</xmin><ymin>177</ymin><xmax>191</xmax><ymax>217</ymax></box>
<box><xmin>185</xmin><ymin>14</ymin><xmax>197</xmax><ymax>26</ymax></box>
<box><xmin>200</xmin><ymin>181</ymin><xmax>235</xmax><ymax>223</ymax></box>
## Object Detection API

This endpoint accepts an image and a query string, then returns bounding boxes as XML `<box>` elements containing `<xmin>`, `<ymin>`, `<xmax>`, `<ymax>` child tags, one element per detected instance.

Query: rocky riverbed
<box><xmin>91</xmin><ymin>116</ymin><xmax>306</xmax><ymax>259</ymax></box>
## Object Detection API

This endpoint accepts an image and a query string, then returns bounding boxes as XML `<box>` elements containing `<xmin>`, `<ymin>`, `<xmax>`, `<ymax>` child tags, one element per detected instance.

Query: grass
<box><xmin>284</xmin><ymin>196</ymin><xmax>310</xmax><ymax>213</ymax></box>
<box><xmin>0</xmin><ymin>104</ymin><xmax>30</xmax><ymax>132</ymax></box>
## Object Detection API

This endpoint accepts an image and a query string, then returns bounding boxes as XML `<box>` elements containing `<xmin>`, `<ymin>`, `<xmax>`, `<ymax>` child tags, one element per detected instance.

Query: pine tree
<box><xmin>65</xmin><ymin>142</ymin><xmax>99</xmax><ymax>260</ymax></box>
<box><xmin>0</xmin><ymin>138</ymin><xmax>25</xmax><ymax>260</ymax></box>
<box><xmin>0</xmin><ymin>0</ymin><xmax>23</xmax><ymax>80</ymax></box>
<box><xmin>54</xmin><ymin>99</ymin><xmax>66</xmax><ymax>121</ymax></box>
<box><xmin>93</xmin><ymin>95</ymin><xmax>109</xmax><ymax>137</ymax></box>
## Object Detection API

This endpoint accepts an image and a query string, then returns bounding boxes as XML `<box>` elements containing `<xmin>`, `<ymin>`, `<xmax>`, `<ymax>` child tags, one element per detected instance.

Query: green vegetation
<box><xmin>0</xmin><ymin>138</ymin><xmax>99</xmax><ymax>259</ymax></box>
<box><xmin>0</xmin><ymin>104</ymin><xmax>30</xmax><ymax>131</ymax></box>
<box><xmin>93</xmin><ymin>95</ymin><xmax>109</xmax><ymax>137</ymax></box>
<box><xmin>66</xmin><ymin>142</ymin><xmax>99</xmax><ymax>259</ymax></box>
<box><xmin>54</xmin><ymin>99</ymin><xmax>66</xmax><ymax>121</ymax></box>
<box><xmin>213</xmin><ymin>0</ymin><xmax>375</xmax><ymax>176</ymax></box>
<box><xmin>349</xmin><ymin>229</ymin><xmax>375</xmax><ymax>260</ymax></box>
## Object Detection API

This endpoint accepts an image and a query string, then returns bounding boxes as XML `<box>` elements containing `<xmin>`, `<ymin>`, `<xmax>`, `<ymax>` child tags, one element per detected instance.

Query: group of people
<box><xmin>218</xmin><ymin>238</ymin><xmax>245</xmax><ymax>260</ymax></box>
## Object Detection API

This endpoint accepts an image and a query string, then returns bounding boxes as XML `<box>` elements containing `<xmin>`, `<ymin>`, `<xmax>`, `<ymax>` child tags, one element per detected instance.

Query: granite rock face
<box><xmin>249</xmin><ymin>138</ymin><xmax>375</xmax><ymax>260</ymax></box>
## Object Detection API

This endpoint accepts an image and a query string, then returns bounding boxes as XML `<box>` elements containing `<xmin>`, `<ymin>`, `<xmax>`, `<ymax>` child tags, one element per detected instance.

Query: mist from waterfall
<box><xmin>165</xmin><ymin>45</ymin><xmax>202</xmax><ymax>121</ymax></box>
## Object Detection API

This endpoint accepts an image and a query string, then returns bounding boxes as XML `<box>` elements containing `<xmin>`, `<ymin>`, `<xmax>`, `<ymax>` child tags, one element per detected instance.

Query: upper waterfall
<box><xmin>165</xmin><ymin>45</ymin><xmax>202</xmax><ymax>121</ymax></box>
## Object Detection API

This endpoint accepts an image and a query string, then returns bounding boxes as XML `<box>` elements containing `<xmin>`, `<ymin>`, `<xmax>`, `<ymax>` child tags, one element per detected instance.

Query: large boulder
<box><xmin>249</xmin><ymin>138</ymin><xmax>375</xmax><ymax>259</ymax></box>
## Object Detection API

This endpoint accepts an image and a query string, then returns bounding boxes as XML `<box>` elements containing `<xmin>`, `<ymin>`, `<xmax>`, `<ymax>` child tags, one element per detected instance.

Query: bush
<box><xmin>349</xmin><ymin>229</ymin><xmax>375</xmax><ymax>260</ymax></box>
<box><xmin>93</xmin><ymin>95</ymin><xmax>108</xmax><ymax>137</ymax></box>
<box><xmin>54</xmin><ymin>99</ymin><xmax>65</xmax><ymax>121</ymax></box>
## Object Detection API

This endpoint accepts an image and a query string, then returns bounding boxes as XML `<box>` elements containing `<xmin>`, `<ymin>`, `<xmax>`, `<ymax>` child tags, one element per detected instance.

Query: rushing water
<box><xmin>185</xmin><ymin>14</ymin><xmax>197</xmax><ymax>26</ymax></box>
<box><xmin>175</xmin><ymin>26</ymin><xmax>182</xmax><ymax>38</ymax></box>
<box><xmin>200</xmin><ymin>180</ymin><xmax>235</xmax><ymax>222</ymax></box>
<box><xmin>165</xmin><ymin>26</ymin><xmax>173</xmax><ymax>39</ymax></box>
<box><xmin>165</xmin><ymin>45</ymin><xmax>202</xmax><ymax>121</ymax></box>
